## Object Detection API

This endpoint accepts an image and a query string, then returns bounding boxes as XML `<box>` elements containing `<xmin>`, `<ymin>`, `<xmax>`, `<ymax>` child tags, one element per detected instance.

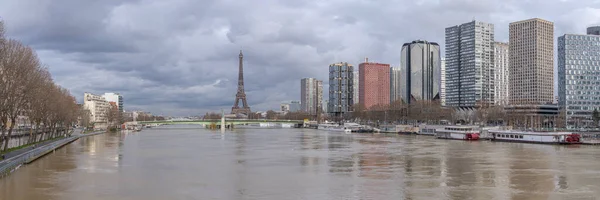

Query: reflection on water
<box><xmin>1</xmin><ymin>125</ymin><xmax>600</xmax><ymax>200</ymax></box>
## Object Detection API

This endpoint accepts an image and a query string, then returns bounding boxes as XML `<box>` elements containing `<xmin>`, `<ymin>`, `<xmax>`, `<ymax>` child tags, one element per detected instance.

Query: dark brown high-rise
<box><xmin>231</xmin><ymin>50</ymin><xmax>251</xmax><ymax>116</ymax></box>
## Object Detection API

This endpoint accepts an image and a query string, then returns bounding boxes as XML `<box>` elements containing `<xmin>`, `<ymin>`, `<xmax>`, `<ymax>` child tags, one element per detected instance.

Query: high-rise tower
<box><xmin>445</xmin><ymin>20</ymin><xmax>495</xmax><ymax>107</ymax></box>
<box><xmin>231</xmin><ymin>50</ymin><xmax>251</xmax><ymax>116</ymax></box>
<box><xmin>509</xmin><ymin>18</ymin><xmax>554</xmax><ymax>105</ymax></box>
<box><xmin>399</xmin><ymin>40</ymin><xmax>441</xmax><ymax>104</ymax></box>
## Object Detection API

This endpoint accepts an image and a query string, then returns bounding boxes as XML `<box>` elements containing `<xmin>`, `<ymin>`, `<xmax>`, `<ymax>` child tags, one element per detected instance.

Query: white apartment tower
<box><xmin>390</xmin><ymin>67</ymin><xmax>402</xmax><ymax>103</ymax></box>
<box><xmin>494</xmin><ymin>42</ymin><xmax>510</xmax><ymax>105</ymax></box>
<box><xmin>83</xmin><ymin>92</ymin><xmax>110</xmax><ymax>129</ymax></box>
<box><xmin>300</xmin><ymin>78</ymin><xmax>323</xmax><ymax>115</ymax></box>
<box><xmin>440</xmin><ymin>57</ymin><xmax>446</xmax><ymax>106</ymax></box>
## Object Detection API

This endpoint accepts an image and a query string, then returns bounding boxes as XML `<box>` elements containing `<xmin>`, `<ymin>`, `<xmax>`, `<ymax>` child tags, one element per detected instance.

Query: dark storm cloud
<box><xmin>1</xmin><ymin>0</ymin><xmax>600</xmax><ymax>115</ymax></box>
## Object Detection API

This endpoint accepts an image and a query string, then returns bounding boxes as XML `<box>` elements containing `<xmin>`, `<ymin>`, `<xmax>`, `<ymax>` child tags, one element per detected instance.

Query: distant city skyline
<box><xmin>0</xmin><ymin>0</ymin><xmax>598</xmax><ymax>115</ymax></box>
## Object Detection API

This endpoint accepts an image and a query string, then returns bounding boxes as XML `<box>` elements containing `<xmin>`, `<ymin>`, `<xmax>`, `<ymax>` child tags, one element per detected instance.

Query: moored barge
<box><xmin>488</xmin><ymin>130</ymin><xmax>581</xmax><ymax>144</ymax></box>
<box><xmin>435</xmin><ymin>126</ymin><xmax>480</xmax><ymax>140</ymax></box>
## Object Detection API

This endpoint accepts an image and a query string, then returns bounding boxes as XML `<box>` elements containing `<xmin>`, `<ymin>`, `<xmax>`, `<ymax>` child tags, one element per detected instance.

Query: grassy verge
<box><xmin>0</xmin><ymin>136</ymin><xmax>65</xmax><ymax>160</ymax></box>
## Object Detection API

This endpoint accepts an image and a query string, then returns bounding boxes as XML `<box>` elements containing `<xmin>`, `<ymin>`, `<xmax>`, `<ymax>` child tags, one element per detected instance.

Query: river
<box><xmin>1</xmin><ymin>125</ymin><xmax>599</xmax><ymax>200</ymax></box>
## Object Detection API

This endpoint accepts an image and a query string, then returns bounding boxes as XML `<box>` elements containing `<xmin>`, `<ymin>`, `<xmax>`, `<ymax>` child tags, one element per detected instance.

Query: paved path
<box><xmin>1</xmin><ymin>137</ymin><xmax>65</xmax><ymax>160</ymax></box>
<box><xmin>1</xmin><ymin>129</ymin><xmax>98</xmax><ymax>161</ymax></box>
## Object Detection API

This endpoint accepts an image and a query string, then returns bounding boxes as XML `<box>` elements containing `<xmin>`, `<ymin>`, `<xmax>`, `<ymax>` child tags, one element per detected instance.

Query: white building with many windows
<box><xmin>83</xmin><ymin>92</ymin><xmax>110</xmax><ymax>129</ymax></box>
<box><xmin>494</xmin><ymin>42</ymin><xmax>510</xmax><ymax>106</ymax></box>
<box><xmin>440</xmin><ymin>57</ymin><xmax>446</xmax><ymax>106</ymax></box>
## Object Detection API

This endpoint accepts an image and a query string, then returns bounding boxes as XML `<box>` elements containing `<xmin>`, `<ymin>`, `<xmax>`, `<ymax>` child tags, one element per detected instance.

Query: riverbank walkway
<box><xmin>0</xmin><ymin>129</ymin><xmax>105</xmax><ymax>178</ymax></box>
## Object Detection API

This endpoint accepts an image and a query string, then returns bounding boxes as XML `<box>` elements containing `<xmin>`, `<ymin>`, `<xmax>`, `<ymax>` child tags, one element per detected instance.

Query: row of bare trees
<box><xmin>0</xmin><ymin>21</ymin><xmax>79</xmax><ymax>151</ymax></box>
<box><xmin>348</xmin><ymin>100</ymin><xmax>512</xmax><ymax>127</ymax></box>
<box><xmin>350</xmin><ymin>100</ymin><xmax>451</xmax><ymax>124</ymax></box>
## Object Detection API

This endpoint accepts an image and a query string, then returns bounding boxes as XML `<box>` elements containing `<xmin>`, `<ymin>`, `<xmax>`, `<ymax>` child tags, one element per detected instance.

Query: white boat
<box><xmin>488</xmin><ymin>130</ymin><xmax>582</xmax><ymax>144</ymax></box>
<box><xmin>317</xmin><ymin>124</ymin><xmax>352</xmax><ymax>133</ymax></box>
<box><xmin>343</xmin><ymin>123</ymin><xmax>363</xmax><ymax>132</ymax></box>
<box><xmin>435</xmin><ymin>126</ymin><xmax>480</xmax><ymax>140</ymax></box>
<box><xmin>418</xmin><ymin>125</ymin><xmax>447</xmax><ymax>135</ymax></box>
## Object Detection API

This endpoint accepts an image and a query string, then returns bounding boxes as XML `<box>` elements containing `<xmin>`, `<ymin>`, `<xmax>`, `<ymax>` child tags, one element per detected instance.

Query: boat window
<box><xmin>510</xmin><ymin>135</ymin><xmax>514</xmax><ymax>138</ymax></box>
<box><xmin>520</xmin><ymin>135</ymin><xmax>523</xmax><ymax>139</ymax></box>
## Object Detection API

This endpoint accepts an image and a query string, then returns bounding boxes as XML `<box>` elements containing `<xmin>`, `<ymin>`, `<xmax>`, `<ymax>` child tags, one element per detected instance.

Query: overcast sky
<box><xmin>1</xmin><ymin>0</ymin><xmax>600</xmax><ymax>116</ymax></box>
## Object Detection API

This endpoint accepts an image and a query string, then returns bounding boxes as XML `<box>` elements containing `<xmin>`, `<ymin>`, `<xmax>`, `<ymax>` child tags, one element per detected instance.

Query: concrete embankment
<box><xmin>0</xmin><ymin>131</ymin><xmax>105</xmax><ymax>178</ymax></box>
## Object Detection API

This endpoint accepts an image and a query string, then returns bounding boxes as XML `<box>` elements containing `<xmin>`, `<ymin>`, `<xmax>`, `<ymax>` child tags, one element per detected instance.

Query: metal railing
<box><xmin>0</xmin><ymin>130</ymin><xmax>105</xmax><ymax>178</ymax></box>
<box><xmin>0</xmin><ymin>135</ymin><xmax>78</xmax><ymax>178</ymax></box>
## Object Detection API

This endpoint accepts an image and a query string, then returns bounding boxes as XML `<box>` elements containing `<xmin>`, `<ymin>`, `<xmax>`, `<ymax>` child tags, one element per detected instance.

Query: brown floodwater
<box><xmin>1</xmin><ymin>125</ymin><xmax>599</xmax><ymax>200</ymax></box>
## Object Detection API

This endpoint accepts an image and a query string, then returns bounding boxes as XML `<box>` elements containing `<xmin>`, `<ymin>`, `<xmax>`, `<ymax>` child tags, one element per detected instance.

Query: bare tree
<box><xmin>106</xmin><ymin>103</ymin><xmax>119</xmax><ymax>128</ymax></box>
<box><xmin>1</xmin><ymin>40</ymin><xmax>42</xmax><ymax>150</ymax></box>
<box><xmin>0</xmin><ymin>22</ymin><xmax>79</xmax><ymax>149</ymax></box>
<box><xmin>203</xmin><ymin>112</ymin><xmax>221</xmax><ymax>120</ymax></box>
<box><xmin>266</xmin><ymin>110</ymin><xmax>277</xmax><ymax>120</ymax></box>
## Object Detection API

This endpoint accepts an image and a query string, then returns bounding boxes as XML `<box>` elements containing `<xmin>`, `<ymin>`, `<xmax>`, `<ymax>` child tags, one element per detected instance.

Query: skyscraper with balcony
<box><xmin>558</xmin><ymin>28</ymin><xmax>600</xmax><ymax>129</ymax></box>
<box><xmin>494</xmin><ymin>42</ymin><xmax>510</xmax><ymax>106</ymax></box>
<box><xmin>390</xmin><ymin>67</ymin><xmax>402</xmax><ymax>103</ymax></box>
<box><xmin>509</xmin><ymin>18</ymin><xmax>554</xmax><ymax>105</ymax></box>
<box><xmin>328</xmin><ymin>62</ymin><xmax>354</xmax><ymax>116</ymax></box>
<box><xmin>445</xmin><ymin>20</ymin><xmax>495</xmax><ymax>107</ymax></box>
<box><xmin>359</xmin><ymin>58</ymin><xmax>390</xmax><ymax>109</ymax></box>
<box><xmin>400</xmin><ymin>40</ymin><xmax>441</xmax><ymax>104</ymax></box>
<box><xmin>301</xmin><ymin>78</ymin><xmax>323</xmax><ymax>115</ymax></box>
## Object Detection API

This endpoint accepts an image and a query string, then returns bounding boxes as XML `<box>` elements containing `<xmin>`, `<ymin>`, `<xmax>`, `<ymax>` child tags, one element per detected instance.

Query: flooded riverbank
<box><xmin>1</xmin><ymin>125</ymin><xmax>599</xmax><ymax>200</ymax></box>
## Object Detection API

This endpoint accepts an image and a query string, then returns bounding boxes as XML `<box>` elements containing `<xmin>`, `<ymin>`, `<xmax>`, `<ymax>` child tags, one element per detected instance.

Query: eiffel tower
<box><xmin>231</xmin><ymin>50</ymin><xmax>251</xmax><ymax>116</ymax></box>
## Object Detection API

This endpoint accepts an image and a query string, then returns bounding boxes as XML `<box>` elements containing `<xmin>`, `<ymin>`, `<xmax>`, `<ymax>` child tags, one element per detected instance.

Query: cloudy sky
<box><xmin>1</xmin><ymin>0</ymin><xmax>600</xmax><ymax>116</ymax></box>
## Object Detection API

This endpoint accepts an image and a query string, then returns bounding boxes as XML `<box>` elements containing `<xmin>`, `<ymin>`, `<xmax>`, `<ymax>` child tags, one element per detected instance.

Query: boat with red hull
<box><xmin>488</xmin><ymin>130</ymin><xmax>582</xmax><ymax>145</ymax></box>
<box><xmin>435</xmin><ymin>126</ymin><xmax>481</xmax><ymax>140</ymax></box>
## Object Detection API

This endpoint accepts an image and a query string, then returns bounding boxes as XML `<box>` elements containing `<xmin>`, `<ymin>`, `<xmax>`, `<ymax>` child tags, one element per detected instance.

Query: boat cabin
<box><xmin>489</xmin><ymin>130</ymin><xmax>581</xmax><ymax>144</ymax></box>
<box><xmin>435</xmin><ymin>126</ymin><xmax>481</xmax><ymax>140</ymax></box>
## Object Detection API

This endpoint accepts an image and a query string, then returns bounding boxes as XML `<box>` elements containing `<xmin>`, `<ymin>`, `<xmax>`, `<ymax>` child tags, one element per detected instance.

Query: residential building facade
<box><xmin>509</xmin><ymin>18</ymin><xmax>554</xmax><ymax>105</ymax></box>
<box><xmin>494</xmin><ymin>42</ymin><xmax>510</xmax><ymax>106</ymax></box>
<box><xmin>400</xmin><ymin>40</ymin><xmax>441</xmax><ymax>104</ymax></box>
<box><xmin>301</xmin><ymin>78</ymin><xmax>323</xmax><ymax>115</ymax></box>
<box><xmin>83</xmin><ymin>92</ymin><xmax>110</xmax><ymax>129</ymax></box>
<box><xmin>280</xmin><ymin>103</ymin><xmax>290</xmax><ymax>112</ymax></box>
<box><xmin>390</xmin><ymin>67</ymin><xmax>402</xmax><ymax>103</ymax></box>
<box><xmin>558</xmin><ymin>31</ymin><xmax>600</xmax><ymax>129</ymax></box>
<box><xmin>440</xmin><ymin>57</ymin><xmax>446</xmax><ymax>106</ymax></box>
<box><xmin>359</xmin><ymin>59</ymin><xmax>390</xmax><ymax>109</ymax></box>
<box><xmin>353</xmin><ymin>70</ymin><xmax>359</xmax><ymax>105</ymax></box>
<box><xmin>328</xmin><ymin>62</ymin><xmax>354</xmax><ymax>116</ymax></box>
<box><xmin>445</xmin><ymin>20</ymin><xmax>495</xmax><ymax>107</ymax></box>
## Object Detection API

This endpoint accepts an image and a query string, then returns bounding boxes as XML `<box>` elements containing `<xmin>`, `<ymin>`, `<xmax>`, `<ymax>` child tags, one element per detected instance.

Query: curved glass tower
<box><xmin>400</xmin><ymin>40</ymin><xmax>441</xmax><ymax>104</ymax></box>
